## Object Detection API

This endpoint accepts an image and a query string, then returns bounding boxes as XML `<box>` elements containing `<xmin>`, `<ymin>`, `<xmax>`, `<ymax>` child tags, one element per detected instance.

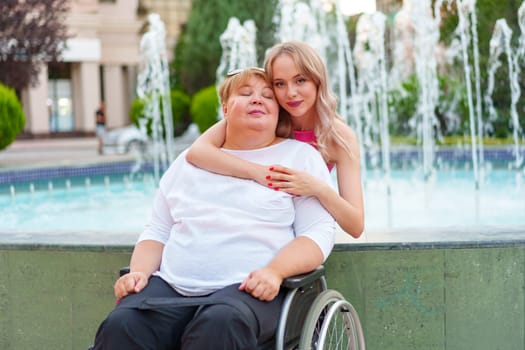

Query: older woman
<box><xmin>92</xmin><ymin>67</ymin><xmax>335</xmax><ymax>350</ymax></box>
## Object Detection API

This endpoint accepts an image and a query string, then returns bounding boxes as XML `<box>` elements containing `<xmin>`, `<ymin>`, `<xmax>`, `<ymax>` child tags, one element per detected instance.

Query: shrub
<box><xmin>129</xmin><ymin>96</ymin><xmax>146</xmax><ymax>127</ymax></box>
<box><xmin>190</xmin><ymin>85</ymin><xmax>220</xmax><ymax>133</ymax></box>
<box><xmin>0</xmin><ymin>83</ymin><xmax>25</xmax><ymax>150</ymax></box>
<box><xmin>170</xmin><ymin>89</ymin><xmax>191</xmax><ymax>136</ymax></box>
<box><xmin>129</xmin><ymin>89</ymin><xmax>192</xmax><ymax>137</ymax></box>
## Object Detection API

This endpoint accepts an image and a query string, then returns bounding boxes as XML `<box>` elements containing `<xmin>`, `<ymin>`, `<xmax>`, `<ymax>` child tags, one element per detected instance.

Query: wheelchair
<box><xmin>91</xmin><ymin>266</ymin><xmax>365</xmax><ymax>350</ymax></box>
<box><xmin>261</xmin><ymin>265</ymin><xmax>365</xmax><ymax>350</ymax></box>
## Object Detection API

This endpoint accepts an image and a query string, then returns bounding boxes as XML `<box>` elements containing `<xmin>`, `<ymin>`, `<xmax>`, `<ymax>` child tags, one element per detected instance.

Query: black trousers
<box><xmin>93</xmin><ymin>276</ymin><xmax>285</xmax><ymax>350</ymax></box>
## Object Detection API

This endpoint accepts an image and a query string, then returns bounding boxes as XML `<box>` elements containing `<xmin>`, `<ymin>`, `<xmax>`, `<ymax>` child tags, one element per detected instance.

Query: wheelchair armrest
<box><xmin>281</xmin><ymin>265</ymin><xmax>325</xmax><ymax>289</ymax></box>
<box><xmin>119</xmin><ymin>265</ymin><xmax>326</xmax><ymax>289</ymax></box>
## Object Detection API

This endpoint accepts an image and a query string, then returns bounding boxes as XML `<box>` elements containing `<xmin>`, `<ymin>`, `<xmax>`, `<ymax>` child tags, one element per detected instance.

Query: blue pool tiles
<box><xmin>0</xmin><ymin>146</ymin><xmax>521</xmax><ymax>186</ymax></box>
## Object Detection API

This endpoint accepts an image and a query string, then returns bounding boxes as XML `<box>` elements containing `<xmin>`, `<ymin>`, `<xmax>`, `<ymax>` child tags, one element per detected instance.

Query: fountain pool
<box><xmin>1</xmin><ymin>147</ymin><xmax>523</xmax><ymax>244</ymax></box>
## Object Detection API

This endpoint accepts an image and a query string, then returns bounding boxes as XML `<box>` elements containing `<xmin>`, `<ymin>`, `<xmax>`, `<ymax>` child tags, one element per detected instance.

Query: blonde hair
<box><xmin>218</xmin><ymin>67</ymin><xmax>270</xmax><ymax>104</ymax></box>
<box><xmin>264</xmin><ymin>41</ymin><xmax>353</xmax><ymax>162</ymax></box>
<box><xmin>218</xmin><ymin>67</ymin><xmax>289</xmax><ymax>133</ymax></box>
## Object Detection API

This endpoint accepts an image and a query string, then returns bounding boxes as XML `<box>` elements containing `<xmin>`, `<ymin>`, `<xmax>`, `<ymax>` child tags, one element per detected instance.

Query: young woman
<box><xmin>186</xmin><ymin>41</ymin><xmax>364</xmax><ymax>238</ymax></box>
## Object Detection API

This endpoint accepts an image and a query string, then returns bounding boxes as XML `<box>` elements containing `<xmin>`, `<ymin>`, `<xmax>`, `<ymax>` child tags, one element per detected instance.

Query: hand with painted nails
<box><xmin>250</xmin><ymin>163</ymin><xmax>276</xmax><ymax>188</ymax></box>
<box><xmin>266</xmin><ymin>164</ymin><xmax>326</xmax><ymax>197</ymax></box>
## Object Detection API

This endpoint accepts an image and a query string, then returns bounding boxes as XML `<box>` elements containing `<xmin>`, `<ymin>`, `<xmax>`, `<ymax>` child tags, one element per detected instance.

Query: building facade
<box><xmin>20</xmin><ymin>0</ymin><xmax>191</xmax><ymax>137</ymax></box>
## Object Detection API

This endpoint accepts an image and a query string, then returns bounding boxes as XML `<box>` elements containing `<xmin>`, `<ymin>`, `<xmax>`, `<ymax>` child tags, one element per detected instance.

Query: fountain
<box><xmin>212</xmin><ymin>0</ymin><xmax>524</xmax><ymax>230</ymax></box>
<box><xmin>1</xmin><ymin>0</ymin><xmax>524</xmax><ymax>235</ymax></box>
<box><xmin>353</xmin><ymin>11</ymin><xmax>392</xmax><ymax>223</ymax></box>
<box><xmin>2</xmin><ymin>4</ymin><xmax>525</xmax><ymax>349</ymax></box>
<box><xmin>449</xmin><ymin>0</ymin><xmax>484</xmax><ymax>189</ymax></box>
<box><xmin>485</xmin><ymin>20</ymin><xmax>521</xmax><ymax>168</ymax></box>
<box><xmin>136</xmin><ymin>13</ymin><xmax>175</xmax><ymax>183</ymax></box>
<box><xmin>215</xmin><ymin>17</ymin><xmax>258</xmax><ymax>118</ymax></box>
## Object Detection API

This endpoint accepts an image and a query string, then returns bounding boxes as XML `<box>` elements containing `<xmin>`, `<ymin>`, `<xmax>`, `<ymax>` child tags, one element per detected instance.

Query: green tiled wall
<box><xmin>326</xmin><ymin>247</ymin><xmax>525</xmax><ymax>350</ymax></box>
<box><xmin>0</xmin><ymin>244</ymin><xmax>523</xmax><ymax>349</ymax></box>
<box><xmin>0</xmin><ymin>249</ymin><xmax>130</xmax><ymax>350</ymax></box>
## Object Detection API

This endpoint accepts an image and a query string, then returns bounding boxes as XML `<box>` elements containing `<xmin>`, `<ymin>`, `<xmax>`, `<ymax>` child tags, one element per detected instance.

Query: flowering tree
<box><xmin>0</xmin><ymin>0</ymin><xmax>70</xmax><ymax>91</ymax></box>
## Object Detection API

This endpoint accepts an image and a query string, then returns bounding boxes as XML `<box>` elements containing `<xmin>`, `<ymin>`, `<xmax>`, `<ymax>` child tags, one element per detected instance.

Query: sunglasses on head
<box><xmin>226</xmin><ymin>67</ymin><xmax>266</xmax><ymax>77</ymax></box>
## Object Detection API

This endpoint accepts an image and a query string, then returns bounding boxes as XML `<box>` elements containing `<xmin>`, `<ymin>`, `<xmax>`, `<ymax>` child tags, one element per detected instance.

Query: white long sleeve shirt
<box><xmin>138</xmin><ymin>139</ymin><xmax>336</xmax><ymax>296</ymax></box>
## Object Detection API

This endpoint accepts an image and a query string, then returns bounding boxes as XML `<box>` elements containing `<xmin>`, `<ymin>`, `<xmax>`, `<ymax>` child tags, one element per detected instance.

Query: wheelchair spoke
<box><xmin>299</xmin><ymin>290</ymin><xmax>365</xmax><ymax>350</ymax></box>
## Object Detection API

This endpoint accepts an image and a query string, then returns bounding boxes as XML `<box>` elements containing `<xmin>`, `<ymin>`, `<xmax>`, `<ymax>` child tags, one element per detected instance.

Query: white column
<box><xmin>72</xmin><ymin>61</ymin><xmax>101</xmax><ymax>133</ymax></box>
<box><xmin>21</xmin><ymin>65</ymin><xmax>50</xmax><ymax>135</ymax></box>
<box><xmin>103</xmin><ymin>64</ymin><xmax>127</xmax><ymax>129</ymax></box>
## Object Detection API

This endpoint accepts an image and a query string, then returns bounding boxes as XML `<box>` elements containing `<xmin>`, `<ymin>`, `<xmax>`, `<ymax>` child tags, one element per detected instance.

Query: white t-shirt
<box><xmin>138</xmin><ymin>139</ymin><xmax>335</xmax><ymax>296</ymax></box>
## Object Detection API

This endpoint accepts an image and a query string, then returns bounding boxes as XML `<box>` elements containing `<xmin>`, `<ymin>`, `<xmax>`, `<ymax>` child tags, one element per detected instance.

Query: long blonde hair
<box><xmin>264</xmin><ymin>41</ymin><xmax>353</xmax><ymax>162</ymax></box>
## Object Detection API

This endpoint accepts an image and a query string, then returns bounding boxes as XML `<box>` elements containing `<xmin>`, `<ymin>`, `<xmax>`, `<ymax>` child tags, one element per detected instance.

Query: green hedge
<box><xmin>129</xmin><ymin>89</ymin><xmax>191</xmax><ymax>137</ymax></box>
<box><xmin>129</xmin><ymin>85</ymin><xmax>219</xmax><ymax>136</ymax></box>
<box><xmin>190</xmin><ymin>85</ymin><xmax>220</xmax><ymax>133</ymax></box>
<box><xmin>0</xmin><ymin>83</ymin><xmax>25</xmax><ymax>150</ymax></box>
<box><xmin>171</xmin><ymin>89</ymin><xmax>192</xmax><ymax>136</ymax></box>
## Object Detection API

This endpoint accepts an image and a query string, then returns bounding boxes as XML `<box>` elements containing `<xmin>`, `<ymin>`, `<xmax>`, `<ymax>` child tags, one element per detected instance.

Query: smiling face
<box><xmin>221</xmin><ymin>72</ymin><xmax>280</xmax><ymax>149</ymax></box>
<box><xmin>270</xmin><ymin>53</ymin><xmax>318</xmax><ymax>128</ymax></box>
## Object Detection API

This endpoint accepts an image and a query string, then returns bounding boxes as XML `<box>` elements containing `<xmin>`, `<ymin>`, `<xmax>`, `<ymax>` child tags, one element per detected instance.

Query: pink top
<box><xmin>293</xmin><ymin>130</ymin><xmax>335</xmax><ymax>172</ymax></box>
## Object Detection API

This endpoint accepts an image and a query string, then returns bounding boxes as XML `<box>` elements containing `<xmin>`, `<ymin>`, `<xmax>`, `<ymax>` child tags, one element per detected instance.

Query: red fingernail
<box><xmin>115</xmin><ymin>299</ymin><xmax>121</xmax><ymax>305</ymax></box>
<box><xmin>268</xmin><ymin>182</ymin><xmax>273</xmax><ymax>187</ymax></box>
<box><xmin>266</xmin><ymin>175</ymin><xmax>271</xmax><ymax>180</ymax></box>
<box><xmin>269</xmin><ymin>167</ymin><xmax>274</xmax><ymax>171</ymax></box>
<box><xmin>274</xmin><ymin>187</ymin><xmax>279</xmax><ymax>191</ymax></box>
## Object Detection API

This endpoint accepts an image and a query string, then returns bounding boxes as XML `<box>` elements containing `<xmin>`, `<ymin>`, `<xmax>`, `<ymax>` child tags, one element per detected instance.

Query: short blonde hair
<box><xmin>218</xmin><ymin>67</ymin><xmax>269</xmax><ymax>104</ymax></box>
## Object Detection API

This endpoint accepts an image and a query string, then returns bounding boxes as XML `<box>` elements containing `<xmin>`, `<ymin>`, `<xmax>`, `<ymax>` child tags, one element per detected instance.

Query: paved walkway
<box><xmin>0</xmin><ymin>137</ymin><xmax>135</xmax><ymax>170</ymax></box>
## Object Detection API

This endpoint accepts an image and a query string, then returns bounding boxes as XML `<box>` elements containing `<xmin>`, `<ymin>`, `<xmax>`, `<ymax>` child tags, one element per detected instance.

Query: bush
<box><xmin>190</xmin><ymin>85</ymin><xmax>220</xmax><ymax>133</ymax></box>
<box><xmin>387</xmin><ymin>75</ymin><xmax>419</xmax><ymax>136</ymax></box>
<box><xmin>170</xmin><ymin>89</ymin><xmax>191</xmax><ymax>136</ymax></box>
<box><xmin>129</xmin><ymin>89</ymin><xmax>192</xmax><ymax>137</ymax></box>
<box><xmin>0</xmin><ymin>83</ymin><xmax>25</xmax><ymax>150</ymax></box>
<box><xmin>129</xmin><ymin>96</ymin><xmax>146</xmax><ymax>127</ymax></box>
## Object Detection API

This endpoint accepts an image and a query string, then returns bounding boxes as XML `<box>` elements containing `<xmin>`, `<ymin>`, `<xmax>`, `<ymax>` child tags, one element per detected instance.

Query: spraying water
<box><xmin>486</xmin><ymin>19</ymin><xmax>523</xmax><ymax>174</ymax></box>
<box><xmin>354</xmin><ymin>12</ymin><xmax>390</xmax><ymax>174</ymax></box>
<box><xmin>136</xmin><ymin>13</ymin><xmax>175</xmax><ymax>183</ymax></box>
<box><xmin>354</xmin><ymin>11</ymin><xmax>392</xmax><ymax>225</ymax></box>
<box><xmin>215</xmin><ymin>17</ymin><xmax>258</xmax><ymax>119</ymax></box>
<box><xmin>274</xmin><ymin>0</ymin><xmax>329</xmax><ymax>61</ymax></box>
<box><xmin>216</xmin><ymin>17</ymin><xmax>258</xmax><ymax>84</ymax></box>
<box><xmin>333</xmin><ymin>1</ymin><xmax>365</xmax><ymax>183</ymax></box>
<box><xmin>214</xmin><ymin>0</ymin><xmax>523</xmax><ymax>191</ymax></box>
<box><xmin>411</xmin><ymin>0</ymin><xmax>441</xmax><ymax>181</ymax></box>
<box><xmin>441</xmin><ymin>0</ymin><xmax>482</xmax><ymax>189</ymax></box>
<box><xmin>518</xmin><ymin>2</ymin><xmax>525</xmax><ymax>60</ymax></box>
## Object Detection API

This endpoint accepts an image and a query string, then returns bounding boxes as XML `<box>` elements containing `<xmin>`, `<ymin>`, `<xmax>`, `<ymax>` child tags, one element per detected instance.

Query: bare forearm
<box><xmin>185</xmin><ymin>120</ymin><xmax>262</xmax><ymax>180</ymax></box>
<box><xmin>187</xmin><ymin>142</ymin><xmax>260</xmax><ymax>179</ymax></box>
<box><xmin>315</xmin><ymin>183</ymin><xmax>364</xmax><ymax>238</ymax></box>
<box><xmin>266</xmin><ymin>236</ymin><xmax>324</xmax><ymax>279</ymax></box>
<box><xmin>129</xmin><ymin>240</ymin><xmax>164</xmax><ymax>277</ymax></box>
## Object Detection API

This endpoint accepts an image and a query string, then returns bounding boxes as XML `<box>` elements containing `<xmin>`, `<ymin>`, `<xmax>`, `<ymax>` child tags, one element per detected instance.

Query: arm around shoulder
<box><xmin>185</xmin><ymin>119</ymin><xmax>227</xmax><ymax>167</ymax></box>
<box><xmin>185</xmin><ymin>119</ymin><xmax>271</xmax><ymax>185</ymax></box>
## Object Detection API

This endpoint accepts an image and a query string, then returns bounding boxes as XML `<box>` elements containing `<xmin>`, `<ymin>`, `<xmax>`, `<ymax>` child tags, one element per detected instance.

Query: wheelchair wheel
<box><xmin>298</xmin><ymin>290</ymin><xmax>365</xmax><ymax>350</ymax></box>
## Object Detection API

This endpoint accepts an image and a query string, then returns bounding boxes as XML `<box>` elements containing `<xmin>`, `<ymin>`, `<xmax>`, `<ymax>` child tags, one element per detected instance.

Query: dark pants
<box><xmin>93</xmin><ymin>276</ymin><xmax>285</xmax><ymax>350</ymax></box>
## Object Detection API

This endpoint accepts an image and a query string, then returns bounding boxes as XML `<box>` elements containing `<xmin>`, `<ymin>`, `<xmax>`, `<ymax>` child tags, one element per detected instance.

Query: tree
<box><xmin>172</xmin><ymin>0</ymin><xmax>278</xmax><ymax>94</ymax></box>
<box><xmin>0</xmin><ymin>0</ymin><xmax>70</xmax><ymax>91</ymax></box>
